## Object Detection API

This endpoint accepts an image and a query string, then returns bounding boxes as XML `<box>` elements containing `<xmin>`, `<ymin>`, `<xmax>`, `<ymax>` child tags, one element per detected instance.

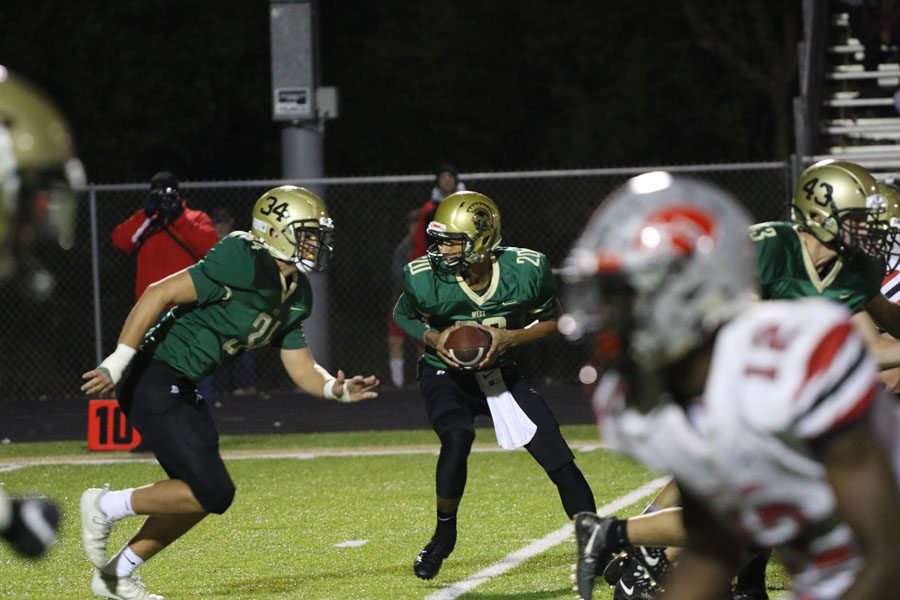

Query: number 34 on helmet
<box><xmin>250</xmin><ymin>185</ymin><xmax>334</xmax><ymax>273</ymax></box>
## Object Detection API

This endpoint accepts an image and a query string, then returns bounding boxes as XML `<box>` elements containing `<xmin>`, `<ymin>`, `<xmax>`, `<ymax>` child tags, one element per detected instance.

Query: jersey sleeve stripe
<box><xmin>797</xmin><ymin>322</ymin><xmax>854</xmax><ymax>395</ymax></box>
<box><xmin>794</xmin><ymin>342</ymin><xmax>875</xmax><ymax>439</ymax></box>
<box><xmin>796</xmin><ymin>340</ymin><xmax>865</xmax><ymax>415</ymax></box>
<box><xmin>831</xmin><ymin>383</ymin><xmax>876</xmax><ymax>429</ymax></box>
<box><xmin>882</xmin><ymin>270</ymin><xmax>900</xmax><ymax>301</ymax></box>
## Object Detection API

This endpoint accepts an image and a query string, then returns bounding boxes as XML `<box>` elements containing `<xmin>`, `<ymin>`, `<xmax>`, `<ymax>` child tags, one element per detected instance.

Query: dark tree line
<box><xmin>0</xmin><ymin>0</ymin><xmax>799</xmax><ymax>182</ymax></box>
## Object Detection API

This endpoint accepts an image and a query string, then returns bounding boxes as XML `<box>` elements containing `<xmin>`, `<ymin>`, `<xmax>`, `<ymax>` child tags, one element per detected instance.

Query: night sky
<box><xmin>0</xmin><ymin>0</ymin><xmax>800</xmax><ymax>183</ymax></box>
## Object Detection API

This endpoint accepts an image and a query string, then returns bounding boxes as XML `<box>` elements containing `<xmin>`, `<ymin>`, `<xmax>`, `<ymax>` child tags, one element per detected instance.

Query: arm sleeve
<box><xmin>393</xmin><ymin>268</ymin><xmax>430</xmax><ymax>341</ymax></box>
<box><xmin>110</xmin><ymin>211</ymin><xmax>148</xmax><ymax>253</ymax></box>
<box><xmin>751</xmin><ymin>237</ymin><xmax>776</xmax><ymax>300</ymax></box>
<box><xmin>393</xmin><ymin>293</ymin><xmax>430</xmax><ymax>342</ymax></box>
<box><xmin>272</xmin><ymin>324</ymin><xmax>308</xmax><ymax>350</ymax></box>
<box><xmin>530</xmin><ymin>254</ymin><xmax>559</xmax><ymax>320</ymax></box>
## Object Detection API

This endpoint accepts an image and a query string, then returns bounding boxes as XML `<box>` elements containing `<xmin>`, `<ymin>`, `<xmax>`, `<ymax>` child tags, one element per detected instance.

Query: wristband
<box><xmin>97</xmin><ymin>344</ymin><xmax>137</xmax><ymax>385</ymax></box>
<box><xmin>323</xmin><ymin>378</ymin><xmax>351</xmax><ymax>402</ymax></box>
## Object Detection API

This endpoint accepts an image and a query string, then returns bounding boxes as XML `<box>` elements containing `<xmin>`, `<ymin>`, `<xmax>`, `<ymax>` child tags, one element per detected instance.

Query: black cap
<box><xmin>435</xmin><ymin>163</ymin><xmax>459</xmax><ymax>179</ymax></box>
<box><xmin>150</xmin><ymin>171</ymin><xmax>179</xmax><ymax>192</ymax></box>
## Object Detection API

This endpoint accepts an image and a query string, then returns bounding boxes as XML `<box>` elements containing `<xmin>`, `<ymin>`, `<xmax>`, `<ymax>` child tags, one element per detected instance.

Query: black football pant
<box><xmin>118</xmin><ymin>351</ymin><xmax>236</xmax><ymax>514</ymax></box>
<box><xmin>420</xmin><ymin>363</ymin><xmax>595</xmax><ymax>517</ymax></box>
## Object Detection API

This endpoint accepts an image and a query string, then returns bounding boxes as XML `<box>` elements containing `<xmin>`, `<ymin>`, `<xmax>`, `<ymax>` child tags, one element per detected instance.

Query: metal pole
<box><xmin>270</xmin><ymin>0</ymin><xmax>330</xmax><ymax>368</ymax></box>
<box><xmin>282</xmin><ymin>124</ymin><xmax>329</xmax><ymax>369</ymax></box>
<box><xmin>89</xmin><ymin>186</ymin><xmax>103</xmax><ymax>364</ymax></box>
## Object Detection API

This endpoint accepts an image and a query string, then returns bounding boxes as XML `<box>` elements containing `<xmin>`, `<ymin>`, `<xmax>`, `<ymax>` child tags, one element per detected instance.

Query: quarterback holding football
<box><xmin>393</xmin><ymin>191</ymin><xmax>597</xmax><ymax>580</ymax></box>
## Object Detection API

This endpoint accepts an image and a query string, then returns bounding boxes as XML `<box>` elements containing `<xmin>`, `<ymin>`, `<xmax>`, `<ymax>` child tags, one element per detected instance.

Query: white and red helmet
<box><xmin>560</xmin><ymin>171</ymin><xmax>757</xmax><ymax>369</ymax></box>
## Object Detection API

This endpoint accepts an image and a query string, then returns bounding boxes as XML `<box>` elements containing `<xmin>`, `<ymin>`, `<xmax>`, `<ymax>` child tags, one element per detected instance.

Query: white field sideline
<box><xmin>0</xmin><ymin>441</ymin><xmax>609</xmax><ymax>472</ymax></box>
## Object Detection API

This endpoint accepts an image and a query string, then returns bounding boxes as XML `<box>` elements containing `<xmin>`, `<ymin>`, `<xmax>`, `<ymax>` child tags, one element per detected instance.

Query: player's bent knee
<box><xmin>439</xmin><ymin>429</ymin><xmax>475</xmax><ymax>451</ymax></box>
<box><xmin>197</xmin><ymin>481</ymin><xmax>236</xmax><ymax>515</ymax></box>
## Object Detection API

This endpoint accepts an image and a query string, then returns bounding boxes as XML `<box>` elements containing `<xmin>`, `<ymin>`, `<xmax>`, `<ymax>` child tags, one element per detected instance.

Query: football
<box><xmin>444</xmin><ymin>325</ymin><xmax>493</xmax><ymax>368</ymax></box>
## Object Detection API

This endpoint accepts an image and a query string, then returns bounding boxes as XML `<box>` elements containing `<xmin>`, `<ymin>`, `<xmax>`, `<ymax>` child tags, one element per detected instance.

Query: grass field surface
<box><xmin>0</xmin><ymin>426</ymin><xmax>787</xmax><ymax>599</ymax></box>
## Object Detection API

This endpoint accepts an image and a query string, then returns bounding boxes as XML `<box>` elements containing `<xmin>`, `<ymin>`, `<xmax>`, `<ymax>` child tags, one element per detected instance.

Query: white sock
<box><xmin>103</xmin><ymin>545</ymin><xmax>143</xmax><ymax>578</ymax></box>
<box><xmin>390</xmin><ymin>358</ymin><xmax>404</xmax><ymax>387</ymax></box>
<box><xmin>99</xmin><ymin>488</ymin><xmax>136</xmax><ymax>522</ymax></box>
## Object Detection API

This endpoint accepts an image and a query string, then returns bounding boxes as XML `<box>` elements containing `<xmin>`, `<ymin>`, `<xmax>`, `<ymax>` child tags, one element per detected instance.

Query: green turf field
<box><xmin>0</xmin><ymin>426</ymin><xmax>787</xmax><ymax>599</ymax></box>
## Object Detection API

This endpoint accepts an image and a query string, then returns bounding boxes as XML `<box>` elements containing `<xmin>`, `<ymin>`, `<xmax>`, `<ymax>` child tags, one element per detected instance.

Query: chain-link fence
<box><xmin>0</xmin><ymin>162</ymin><xmax>791</xmax><ymax>404</ymax></box>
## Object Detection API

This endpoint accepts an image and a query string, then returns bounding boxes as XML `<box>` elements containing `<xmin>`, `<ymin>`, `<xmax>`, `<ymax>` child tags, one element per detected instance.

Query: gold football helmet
<box><xmin>0</xmin><ymin>67</ymin><xmax>85</xmax><ymax>283</ymax></box>
<box><xmin>426</xmin><ymin>191</ymin><xmax>502</xmax><ymax>276</ymax></box>
<box><xmin>250</xmin><ymin>185</ymin><xmax>334</xmax><ymax>273</ymax></box>
<box><xmin>790</xmin><ymin>159</ymin><xmax>887</xmax><ymax>257</ymax></box>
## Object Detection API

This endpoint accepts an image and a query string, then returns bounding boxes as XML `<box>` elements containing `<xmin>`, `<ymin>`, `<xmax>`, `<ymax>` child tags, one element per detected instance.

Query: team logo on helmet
<box><xmin>467</xmin><ymin>201</ymin><xmax>494</xmax><ymax>234</ymax></box>
<box><xmin>637</xmin><ymin>205</ymin><xmax>716</xmax><ymax>257</ymax></box>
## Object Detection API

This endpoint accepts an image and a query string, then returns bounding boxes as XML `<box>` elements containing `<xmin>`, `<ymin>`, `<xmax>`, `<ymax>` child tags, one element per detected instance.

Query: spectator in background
<box><xmin>112</xmin><ymin>171</ymin><xmax>219</xmax><ymax>301</ymax></box>
<box><xmin>408</xmin><ymin>164</ymin><xmax>466</xmax><ymax>262</ymax></box>
<box><xmin>388</xmin><ymin>208</ymin><xmax>422</xmax><ymax>388</ymax></box>
<box><xmin>210</xmin><ymin>206</ymin><xmax>235</xmax><ymax>239</ymax></box>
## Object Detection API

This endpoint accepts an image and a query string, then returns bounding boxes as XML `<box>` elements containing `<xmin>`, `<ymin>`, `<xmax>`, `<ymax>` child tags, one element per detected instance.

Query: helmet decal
<box><xmin>637</xmin><ymin>205</ymin><xmax>716</xmax><ymax>256</ymax></box>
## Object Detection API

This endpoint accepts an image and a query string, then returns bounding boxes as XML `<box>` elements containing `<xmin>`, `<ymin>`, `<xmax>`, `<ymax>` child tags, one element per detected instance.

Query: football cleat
<box><xmin>603</xmin><ymin>552</ymin><xmax>631</xmax><ymax>585</ymax></box>
<box><xmin>81</xmin><ymin>485</ymin><xmax>114</xmax><ymax>568</ymax></box>
<box><xmin>91</xmin><ymin>569</ymin><xmax>165</xmax><ymax>600</ymax></box>
<box><xmin>613</xmin><ymin>562</ymin><xmax>659</xmax><ymax>600</ymax></box>
<box><xmin>413</xmin><ymin>533</ymin><xmax>456</xmax><ymax>580</ymax></box>
<box><xmin>632</xmin><ymin>545</ymin><xmax>670</xmax><ymax>582</ymax></box>
<box><xmin>574</xmin><ymin>512</ymin><xmax>616</xmax><ymax>600</ymax></box>
<box><xmin>0</xmin><ymin>496</ymin><xmax>60</xmax><ymax>558</ymax></box>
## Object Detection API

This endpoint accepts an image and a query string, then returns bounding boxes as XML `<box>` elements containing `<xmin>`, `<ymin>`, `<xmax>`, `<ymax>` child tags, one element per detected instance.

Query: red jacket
<box><xmin>111</xmin><ymin>204</ymin><xmax>219</xmax><ymax>300</ymax></box>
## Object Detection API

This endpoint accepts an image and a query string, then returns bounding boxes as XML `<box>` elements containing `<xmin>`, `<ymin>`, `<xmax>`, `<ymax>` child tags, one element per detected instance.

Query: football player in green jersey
<box><xmin>752</xmin><ymin>159</ymin><xmax>900</xmax><ymax>369</ymax></box>
<box><xmin>393</xmin><ymin>191</ymin><xmax>596</xmax><ymax>580</ymax></box>
<box><xmin>79</xmin><ymin>186</ymin><xmax>379</xmax><ymax>599</ymax></box>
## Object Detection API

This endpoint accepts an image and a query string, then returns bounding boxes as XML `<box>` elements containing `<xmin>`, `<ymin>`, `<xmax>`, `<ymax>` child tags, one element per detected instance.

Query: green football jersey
<box><xmin>147</xmin><ymin>232</ymin><xmax>311</xmax><ymax>381</ymax></box>
<box><xmin>751</xmin><ymin>221</ymin><xmax>882</xmax><ymax>311</ymax></box>
<box><xmin>394</xmin><ymin>246</ymin><xmax>558</xmax><ymax>370</ymax></box>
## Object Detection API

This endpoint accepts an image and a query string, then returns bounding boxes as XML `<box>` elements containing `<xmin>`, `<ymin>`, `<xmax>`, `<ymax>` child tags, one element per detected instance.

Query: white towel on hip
<box><xmin>476</xmin><ymin>369</ymin><xmax>537</xmax><ymax>449</ymax></box>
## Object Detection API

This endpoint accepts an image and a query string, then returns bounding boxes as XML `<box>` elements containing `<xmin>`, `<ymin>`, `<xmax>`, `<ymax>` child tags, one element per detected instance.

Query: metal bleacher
<box><xmin>817</xmin><ymin>6</ymin><xmax>900</xmax><ymax>175</ymax></box>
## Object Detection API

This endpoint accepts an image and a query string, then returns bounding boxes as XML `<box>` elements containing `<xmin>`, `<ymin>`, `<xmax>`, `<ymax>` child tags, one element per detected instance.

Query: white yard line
<box><xmin>424</xmin><ymin>476</ymin><xmax>671</xmax><ymax>600</ymax></box>
<box><xmin>0</xmin><ymin>442</ymin><xmax>609</xmax><ymax>473</ymax></box>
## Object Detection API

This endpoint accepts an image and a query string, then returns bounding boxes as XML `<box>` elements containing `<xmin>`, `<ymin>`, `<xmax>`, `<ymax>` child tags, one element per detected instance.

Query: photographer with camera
<box><xmin>112</xmin><ymin>171</ymin><xmax>219</xmax><ymax>301</ymax></box>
